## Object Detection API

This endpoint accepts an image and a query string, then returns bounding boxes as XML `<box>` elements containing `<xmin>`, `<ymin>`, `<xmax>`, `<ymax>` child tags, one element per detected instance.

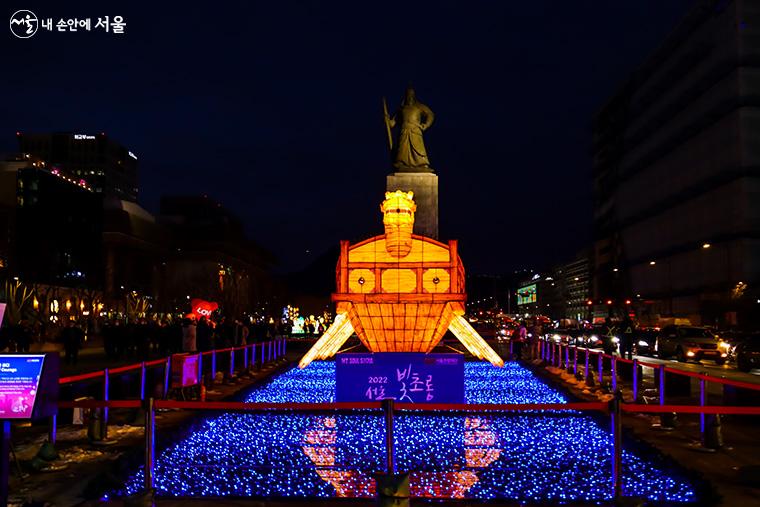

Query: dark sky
<box><xmin>2</xmin><ymin>1</ymin><xmax>694</xmax><ymax>274</ymax></box>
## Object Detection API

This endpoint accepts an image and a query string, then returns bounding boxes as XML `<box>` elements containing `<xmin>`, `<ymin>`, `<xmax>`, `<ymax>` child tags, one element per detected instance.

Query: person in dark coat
<box><xmin>620</xmin><ymin>316</ymin><xmax>635</xmax><ymax>360</ymax></box>
<box><xmin>61</xmin><ymin>320</ymin><xmax>84</xmax><ymax>365</ymax></box>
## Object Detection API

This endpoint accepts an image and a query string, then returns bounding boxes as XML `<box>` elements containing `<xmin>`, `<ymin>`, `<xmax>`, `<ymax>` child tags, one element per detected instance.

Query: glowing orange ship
<box><xmin>299</xmin><ymin>190</ymin><xmax>503</xmax><ymax>368</ymax></box>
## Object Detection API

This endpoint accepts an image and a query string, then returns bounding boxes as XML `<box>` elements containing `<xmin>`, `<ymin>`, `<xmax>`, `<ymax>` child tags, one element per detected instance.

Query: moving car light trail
<box><xmin>119</xmin><ymin>362</ymin><xmax>696</xmax><ymax>502</ymax></box>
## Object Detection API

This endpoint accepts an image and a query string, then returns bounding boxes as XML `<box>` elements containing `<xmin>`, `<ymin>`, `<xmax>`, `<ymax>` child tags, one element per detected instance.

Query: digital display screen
<box><xmin>336</xmin><ymin>352</ymin><xmax>464</xmax><ymax>404</ymax></box>
<box><xmin>0</xmin><ymin>355</ymin><xmax>45</xmax><ymax>419</ymax></box>
<box><xmin>517</xmin><ymin>284</ymin><xmax>537</xmax><ymax>305</ymax></box>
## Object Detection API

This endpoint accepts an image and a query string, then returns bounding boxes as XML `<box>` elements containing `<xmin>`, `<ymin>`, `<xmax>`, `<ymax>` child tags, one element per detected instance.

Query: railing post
<box><xmin>261</xmin><ymin>341</ymin><xmax>265</xmax><ymax>365</ymax></box>
<box><xmin>659</xmin><ymin>364</ymin><xmax>666</xmax><ymax>406</ymax></box>
<box><xmin>565</xmin><ymin>344</ymin><xmax>570</xmax><ymax>370</ymax></box>
<box><xmin>102</xmin><ymin>368</ymin><xmax>109</xmax><ymax>440</ymax></box>
<box><xmin>229</xmin><ymin>348</ymin><xmax>235</xmax><ymax>377</ymax></box>
<box><xmin>551</xmin><ymin>343</ymin><xmax>555</xmax><ymax>365</ymax></box>
<box><xmin>585</xmin><ymin>348</ymin><xmax>590</xmax><ymax>380</ymax></box>
<box><xmin>509</xmin><ymin>339</ymin><xmax>514</xmax><ymax>359</ymax></box>
<box><xmin>211</xmin><ymin>350</ymin><xmax>217</xmax><ymax>380</ymax></box>
<box><xmin>197</xmin><ymin>352</ymin><xmax>203</xmax><ymax>386</ymax></box>
<box><xmin>140</xmin><ymin>362</ymin><xmax>147</xmax><ymax>401</ymax></box>
<box><xmin>163</xmin><ymin>356</ymin><xmax>171</xmax><ymax>400</ymax></box>
<box><xmin>699</xmin><ymin>376</ymin><xmax>706</xmax><ymax>435</ymax></box>
<box><xmin>598</xmin><ymin>353</ymin><xmax>603</xmax><ymax>386</ymax></box>
<box><xmin>383</xmin><ymin>399</ymin><xmax>395</xmax><ymax>475</ymax></box>
<box><xmin>632</xmin><ymin>359</ymin><xmax>639</xmax><ymax>402</ymax></box>
<box><xmin>611</xmin><ymin>390</ymin><xmax>623</xmax><ymax>501</ymax></box>
<box><xmin>243</xmin><ymin>344</ymin><xmax>248</xmax><ymax>369</ymax></box>
<box><xmin>268</xmin><ymin>340</ymin><xmax>273</xmax><ymax>362</ymax></box>
<box><xmin>283</xmin><ymin>337</ymin><xmax>287</xmax><ymax>357</ymax></box>
<box><xmin>48</xmin><ymin>415</ymin><xmax>57</xmax><ymax>444</ymax></box>
<box><xmin>144</xmin><ymin>397</ymin><xmax>155</xmax><ymax>493</ymax></box>
<box><xmin>573</xmin><ymin>346</ymin><xmax>578</xmax><ymax>375</ymax></box>
<box><xmin>611</xmin><ymin>357</ymin><xmax>617</xmax><ymax>392</ymax></box>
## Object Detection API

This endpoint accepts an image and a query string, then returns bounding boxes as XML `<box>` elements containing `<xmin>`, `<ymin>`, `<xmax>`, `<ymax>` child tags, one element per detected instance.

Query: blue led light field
<box><xmin>118</xmin><ymin>362</ymin><xmax>696</xmax><ymax>502</ymax></box>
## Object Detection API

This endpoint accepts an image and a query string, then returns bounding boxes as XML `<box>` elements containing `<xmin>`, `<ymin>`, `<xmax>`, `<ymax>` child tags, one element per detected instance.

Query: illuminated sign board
<box><xmin>517</xmin><ymin>284</ymin><xmax>537</xmax><ymax>305</ymax></box>
<box><xmin>0</xmin><ymin>354</ymin><xmax>59</xmax><ymax>419</ymax></box>
<box><xmin>73</xmin><ymin>134</ymin><xmax>96</xmax><ymax>140</ymax></box>
<box><xmin>335</xmin><ymin>352</ymin><xmax>464</xmax><ymax>404</ymax></box>
<box><xmin>190</xmin><ymin>298</ymin><xmax>219</xmax><ymax>319</ymax></box>
<box><xmin>171</xmin><ymin>354</ymin><xmax>199</xmax><ymax>388</ymax></box>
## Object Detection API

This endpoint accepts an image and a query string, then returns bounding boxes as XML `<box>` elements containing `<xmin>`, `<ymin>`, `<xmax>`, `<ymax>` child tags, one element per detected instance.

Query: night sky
<box><xmin>2</xmin><ymin>1</ymin><xmax>694</xmax><ymax>274</ymax></box>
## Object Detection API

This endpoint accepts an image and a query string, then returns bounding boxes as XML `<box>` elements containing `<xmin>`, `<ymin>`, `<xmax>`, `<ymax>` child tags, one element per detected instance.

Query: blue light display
<box><xmin>118</xmin><ymin>362</ymin><xmax>696</xmax><ymax>502</ymax></box>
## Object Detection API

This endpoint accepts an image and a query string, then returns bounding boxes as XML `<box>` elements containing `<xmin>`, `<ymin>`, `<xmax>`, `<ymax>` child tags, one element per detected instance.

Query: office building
<box><xmin>17</xmin><ymin>132</ymin><xmax>139</xmax><ymax>201</ymax></box>
<box><xmin>592</xmin><ymin>0</ymin><xmax>760</xmax><ymax>326</ymax></box>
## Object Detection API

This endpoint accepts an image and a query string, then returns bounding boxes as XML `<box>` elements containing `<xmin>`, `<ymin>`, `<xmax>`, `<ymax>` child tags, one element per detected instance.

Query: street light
<box><xmin>702</xmin><ymin>243</ymin><xmax>711</xmax><ymax>249</ymax></box>
<box><xmin>649</xmin><ymin>261</ymin><xmax>656</xmax><ymax>266</ymax></box>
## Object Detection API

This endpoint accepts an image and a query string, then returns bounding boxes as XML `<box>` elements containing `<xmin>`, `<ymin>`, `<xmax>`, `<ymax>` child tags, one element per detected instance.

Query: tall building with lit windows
<box><xmin>592</xmin><ymin>0</ymin><xmax>760</xmax><ymax>327</ymax></box>
<box><xmin>17</xmin><ymin>132</ymin><xmax>139</xmax><ymax>201</ymax></box>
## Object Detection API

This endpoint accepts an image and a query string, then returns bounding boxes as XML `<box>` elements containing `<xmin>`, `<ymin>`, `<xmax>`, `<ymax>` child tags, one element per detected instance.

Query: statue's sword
<box><xmin>382</xmin><ymin>97</ymin><xmax>393</xmax><ymax>152</ymax></box>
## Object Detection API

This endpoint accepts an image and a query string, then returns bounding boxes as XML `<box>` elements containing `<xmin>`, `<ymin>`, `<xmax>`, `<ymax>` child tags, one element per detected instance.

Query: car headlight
<box><xmin>590</xmin><ymin>334</ymin><xmax>598</xmax><ymax>341</ymax></box>
<box><xmin>552</xmin><ymin>334</ymin><xmax>560</xmax><ymax>342</ymax></box>
<box><xmin>718</xmin><ymin>341</ymin><xmax>730</xmax><ymax>351</ymax></box>
<box><xmin>638</xmin><ymin>340</ymin><xmax>649</xmax><ymax>347</ymax></box>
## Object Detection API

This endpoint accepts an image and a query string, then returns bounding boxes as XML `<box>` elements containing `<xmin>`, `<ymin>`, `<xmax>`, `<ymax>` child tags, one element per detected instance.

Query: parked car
<box><xmin>655</xmin><ymin>325</ymin><xmax>730</xmax><ymax>364</ymax></box>
<box><xmin>546</xmin><ymin>328</ymin><xmax>585</xmax><ymax>346</ymax></box>
<box><xmin>634</xmin><ymin>328</ymin><xmax>659</xmax><ymax>357</ymax></box>
<box><xmin>735</xmin><ymin>335</ymin><xmax>760</xmax><ymax>372</ymax></box>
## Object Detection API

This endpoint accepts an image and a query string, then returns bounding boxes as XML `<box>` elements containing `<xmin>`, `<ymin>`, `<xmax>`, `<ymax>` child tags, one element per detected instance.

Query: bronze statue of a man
<box><xmin>384</xmin><ymin>87</ymin><xmax>435</xmax><ymax>172</ymax></box>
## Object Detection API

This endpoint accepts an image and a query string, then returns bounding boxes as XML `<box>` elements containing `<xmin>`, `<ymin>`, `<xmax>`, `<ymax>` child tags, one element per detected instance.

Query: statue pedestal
<box><xmin>387</xmin><ymin>172</ymin><xmax>438</xmax><ymax>239</ymax></box>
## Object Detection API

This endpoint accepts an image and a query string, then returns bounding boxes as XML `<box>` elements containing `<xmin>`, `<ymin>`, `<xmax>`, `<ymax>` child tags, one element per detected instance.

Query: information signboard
<box><xmin>171</xmin><ymin>353</ymin><xmax>199</xmax><ymax>388</ymax></box>
<box><xmin>0</xmin><ymin>354</ymin><xmax>59</xmax><ymax>419</ymax></box>
<box><xmin>335</xmin><ymin>352</ymin><xmax>464</xmax><ymax>404</ymax></box>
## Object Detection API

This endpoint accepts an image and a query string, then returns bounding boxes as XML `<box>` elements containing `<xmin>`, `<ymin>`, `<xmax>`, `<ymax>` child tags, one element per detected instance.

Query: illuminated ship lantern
<box><xmin>299</xmin><ymin>191</ymin><xmax>503</xmax><ymax>368</ymax></box>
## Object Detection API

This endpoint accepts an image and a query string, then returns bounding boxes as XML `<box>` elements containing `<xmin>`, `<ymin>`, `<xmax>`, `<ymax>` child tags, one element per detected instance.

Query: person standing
<box><xmin>181</xmin><ymin>317</ymin><xmax>197</xmax><ymax>353</ymax></box>
<box><xmin>620</xmin><ymin>315</ymin><xmax>635</xmax><ymax>360</ymax></box>
<box><xmin>197</xmin><ymin>317</ymin><xmax>211</xmax><ymax>351</ymax></box>
<box><xmin>240</xmin><ymin>320</ymin><xmax>250</xmax><ymax>346</ymax></box>
<box><xmin>514</xmin><ymin>321</ymin><xmax>527</xmax><ymax>360</ymax></box>
<box><xmin>61</xmin><ymin>320</ymin><xmax>83</xmax><ymax>365</ymax></box>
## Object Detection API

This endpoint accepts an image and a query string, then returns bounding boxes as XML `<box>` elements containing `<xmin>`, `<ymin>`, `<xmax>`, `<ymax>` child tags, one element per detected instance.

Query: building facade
<box><xmin>554</xmin><ymin>255</ymin><xmax>591</xmax><ymax>322</ymax></box>
<box><xmin>17</xmin><ymin>132</ymin><xmax>139</xmax><ymax>201</ymax></box>
<box><xmin>592</xmin><ymin>0</ymin><xmax>760</xmax><ymax>327</ymax></box>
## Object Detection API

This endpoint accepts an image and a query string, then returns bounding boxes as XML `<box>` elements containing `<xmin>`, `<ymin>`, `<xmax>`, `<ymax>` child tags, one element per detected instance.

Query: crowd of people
<box><xmin>100</xmin><ymin>316</ymin><xmax>281</xmax><ymax>361</ymax></box>
<box><xmin>0</xmin><ymin>313</ymin><xmax>287</xmax><ymax>367</ymax></box>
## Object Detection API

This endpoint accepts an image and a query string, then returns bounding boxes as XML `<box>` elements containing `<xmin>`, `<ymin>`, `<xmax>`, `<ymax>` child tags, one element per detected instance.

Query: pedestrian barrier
<box><xmin>51</xmin><ymin>338</ymin><xmax>288</xmax><ymax>443</ymax></box>
<box><xmin>537</xmin><ymin>336</ymin><xmax>760</xmax><ymax>442</ymax></box>
<box><xmin>55</xmin><ymin>393</ymin><xmax>760</xmax><ymax>502</ymax></box>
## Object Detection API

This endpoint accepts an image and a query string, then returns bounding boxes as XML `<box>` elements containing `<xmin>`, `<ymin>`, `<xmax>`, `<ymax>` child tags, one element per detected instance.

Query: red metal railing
<box><xmin>536</xmin><ymin>337</ymin><xmax>760</xmax><ymax>438</ymax></box>
<box><xmin>51</xmin><ymin>338</ymin><xmax>288</xmax><ymax>442</ymax></box>
<box><xmin>55</xmin><ymin>394</ymin><xmax>760</xmax><ymax>503</ymax></box>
